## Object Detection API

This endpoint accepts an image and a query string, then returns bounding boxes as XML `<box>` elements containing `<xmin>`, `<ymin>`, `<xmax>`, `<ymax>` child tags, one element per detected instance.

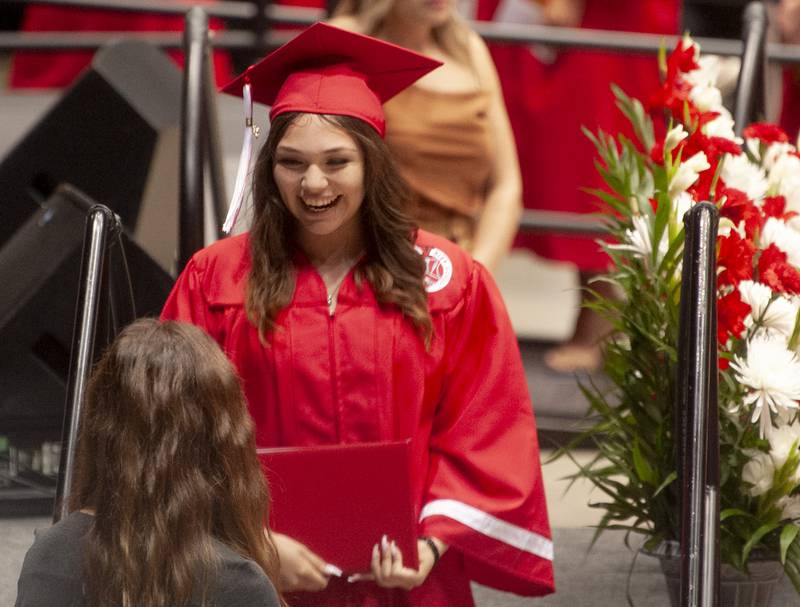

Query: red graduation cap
<box><xmin>221</xmin><ymin>22</ymin><xmax>442</xmax><ymax>137</ymax></box>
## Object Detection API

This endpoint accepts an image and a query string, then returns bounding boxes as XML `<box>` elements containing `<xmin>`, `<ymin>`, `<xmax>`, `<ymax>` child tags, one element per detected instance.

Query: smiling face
<box><xmin>273</xmin><ymin>114</ymin><xmax>366</xmax><ymax>249</ymax></box>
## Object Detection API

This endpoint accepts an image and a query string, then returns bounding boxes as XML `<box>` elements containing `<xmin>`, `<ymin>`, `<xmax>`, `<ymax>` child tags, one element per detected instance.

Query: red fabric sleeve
<box><xmin>160</xmin><ymin>257</ymin><xmax>223</xmax><ymax>343</ymax></box>
<box><xmin>419</xmin><ymin>262</ymin><xmax>554</xmax><ymax>596</ymax></box>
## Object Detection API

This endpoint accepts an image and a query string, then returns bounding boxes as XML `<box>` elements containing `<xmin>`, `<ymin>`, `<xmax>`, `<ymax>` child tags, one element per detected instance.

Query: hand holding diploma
<box><xmin>273</xmin><ymin>532</ymin><xmax>332</xmax><ymax>592</ymax></box>
<box><xmin>348</xmin><ymin>535</ymin><xmax>448</xmax><ymax>590</ymax></box>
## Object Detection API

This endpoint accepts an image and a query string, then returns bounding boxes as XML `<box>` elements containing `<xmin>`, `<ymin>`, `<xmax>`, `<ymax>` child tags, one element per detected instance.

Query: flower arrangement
<box><xmin>570</xmin><ymin>35</ymin><xmax>800</xmax><ymax>591</ymax></box>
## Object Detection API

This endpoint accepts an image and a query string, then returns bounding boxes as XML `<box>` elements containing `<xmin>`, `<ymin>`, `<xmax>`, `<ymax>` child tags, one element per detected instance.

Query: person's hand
<box><xmin>272</xmin><ymin>532</ymin><xmax>331</xmax><ymax>592</ymax></box>
<box><xmin>350</xmin><ymin>535</ymin><xmax>447</xmax><ymax>590</ymax></box>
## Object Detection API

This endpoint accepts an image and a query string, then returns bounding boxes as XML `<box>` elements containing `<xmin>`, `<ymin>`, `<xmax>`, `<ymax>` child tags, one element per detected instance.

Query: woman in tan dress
<box><xmin>330</xmin><ymin>0</ymin><xmax>522</xmax><ymax>272</ymax></box>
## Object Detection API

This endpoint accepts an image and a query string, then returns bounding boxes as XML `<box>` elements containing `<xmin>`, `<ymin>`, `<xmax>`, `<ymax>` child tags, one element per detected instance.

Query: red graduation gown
<box><xmin>161</xmin><ymin>230</ymin><xmax>554</xmax><ymax>606</ymax></box>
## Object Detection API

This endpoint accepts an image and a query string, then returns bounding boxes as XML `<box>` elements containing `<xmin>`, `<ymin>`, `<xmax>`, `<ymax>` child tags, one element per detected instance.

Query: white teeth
<box><xmin>302</xmin><ymin>195</ymin><xmax>340</xmax><ymax>211</ymax></box>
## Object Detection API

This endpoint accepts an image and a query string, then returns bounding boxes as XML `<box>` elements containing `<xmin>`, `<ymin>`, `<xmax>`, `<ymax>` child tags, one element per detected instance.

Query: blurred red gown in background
<box><xmin>7</xmin><ymin>0</ymin><xmax>271</xmax><ymax>88</ymax></box>
<box><xmin>476</xmin><ymin>0</ymin><xmax>679</xmax><ymax>271</ymax></box>
<box><xmin>9</xmin><ymin>0</ymin><xmax>329</xmax><ymax>88</ymax></box>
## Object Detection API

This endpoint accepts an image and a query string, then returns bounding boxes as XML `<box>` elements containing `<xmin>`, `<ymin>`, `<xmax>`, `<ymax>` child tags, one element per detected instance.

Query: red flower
<box><xmin>742</xmin><ymin>122</ymin><xmax>790</xmax><ymax>144</ymax></box>
<box><xmin>650</xmin><ymin>139</ymin><xmax>665</xmax><ymax>163</ymax></box>
<box><xmin>648</xmin><ymin>79</ymin><xmax>692</xmax><ymax>117</ymax></box>
<box><xmin>717</xmin><ymin>231</ymin><xmax>755</xmax><ymax>287</ymax></box>
<box><xmin>688</xmin><ymin>164</ymin><xmax>719</xmax><ymax>203</ymax></box>
<box><xmin>681</xmin><ymin>127</ymin><xmax>742</xmax><ymax>166</ymax></box>
<box><xmin>719</xmin><ymin>187</ymin><xmax>763</xmax><ymax>237</ymax></box>
<box><xmin>708</xmin><ymin>136</ymin><xmax>743</xmax><ymax>157</ymax></box>
<box><xmin>758</xmin><ymin>244</ymin><xmax>800</xmax><ymax>294</ymax></box>
<box><xmin>762</xmin><ymin>195</ymin><xmax>798</xmax><ymax>222</ymax></box>
<box><xmin>717</xmin><ymin>289</ymin><xmax>751</xmax><ymax>344</ymax></box>
<box><xmin>667</xmin><ymin>39</ymin><xmax>700</xmax><ymax>80</ymax></box>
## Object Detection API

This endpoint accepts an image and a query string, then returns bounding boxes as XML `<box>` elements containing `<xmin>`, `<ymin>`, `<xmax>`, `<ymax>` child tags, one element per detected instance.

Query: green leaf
<box><xmin>632</xmin><ymin>440</ymin><xmax>657</xmax><ymax>485</ymax></box>
<box><xmin>720</xmin><ymin>508</ymin><xmax>753</xmax><ymax>522</ymax></box>
<box><xmin>653</xmin><ymin>471</ymin><xmax>677</xmax><ymax>497</ymax></box>
<box><xmin>785</xmin><ymin>533</ymin><xmax>800</xmax><ymax>593</ymax></box>
<box><xmin>742</xmin><ymin>521</ymin><xmax>781</xmax><ymax>564</ymax></box>
<box><xmin>781</xmin><ymin>524</ymin><xmax>800</xmax><ymax>564</ymax></box>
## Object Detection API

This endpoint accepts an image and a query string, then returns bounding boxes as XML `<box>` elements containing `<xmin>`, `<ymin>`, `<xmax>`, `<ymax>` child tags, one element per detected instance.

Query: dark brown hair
<box><xmin>69</xmin><ymin>319</ymin><xmax>281</xmax><ymax>607</ymax></box>
<box><xmin>246</xmin><ymin>112</ymin><xmax>432</xmax><ymax>342</ymax></box>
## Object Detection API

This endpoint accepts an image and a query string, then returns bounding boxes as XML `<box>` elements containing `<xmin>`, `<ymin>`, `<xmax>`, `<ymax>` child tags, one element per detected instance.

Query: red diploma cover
<box><xmin>257</xmin><ymin>440</ymin><xmax>419</xmax><ymax>574</ymax></box>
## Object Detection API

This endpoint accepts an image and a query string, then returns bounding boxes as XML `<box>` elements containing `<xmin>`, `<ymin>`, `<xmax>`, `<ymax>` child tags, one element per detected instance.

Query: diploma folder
<box><xmin>257</xmin><ymin>440</ymin><xmax>418</xmax><ymax>574</ymax></box>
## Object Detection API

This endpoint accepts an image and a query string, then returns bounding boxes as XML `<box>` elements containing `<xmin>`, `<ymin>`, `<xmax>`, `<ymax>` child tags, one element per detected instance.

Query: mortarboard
<box><xmin>219</xmin><ymin>22</ymin><xmax>442</xmax><ymax>233</ymax></box>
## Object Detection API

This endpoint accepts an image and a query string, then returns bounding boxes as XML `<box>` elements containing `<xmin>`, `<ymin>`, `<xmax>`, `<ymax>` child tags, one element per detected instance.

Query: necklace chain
<box><xmin>325</xmin><ymin>271</ymin><xmax>349</xmax><ymax>309</ymax></box>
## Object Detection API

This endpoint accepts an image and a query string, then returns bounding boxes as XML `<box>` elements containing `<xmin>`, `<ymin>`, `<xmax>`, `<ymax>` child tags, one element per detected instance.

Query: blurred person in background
<box><xmin>476</xmin><ymin>0</ymin><xmax>679</xmax><ymax>373</ymax></box>
<box><xmin>330</xmin><ymin>0</ymin><xmax>523</xmax><ymax>272</ymax></box>
<box><xmin>775</xmin><ymin>0</ymin><xmax>800</xmax><ymax>139</ymax></box>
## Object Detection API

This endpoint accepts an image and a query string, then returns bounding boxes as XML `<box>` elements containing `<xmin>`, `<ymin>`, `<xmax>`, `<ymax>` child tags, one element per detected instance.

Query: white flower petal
<box><xmin>721</xmin><ymin>153</ymin><xmax>768</xmax><ymax>201</ymax></box>
<box><xmin>669</xmin><ymin>151</ymin><xmax>710</xmax><ymax>198</ymax></box>
<box><xmin>730</xmin><ymin>335</ymin><xmax>800</xmax><ymax>438</ymax></box>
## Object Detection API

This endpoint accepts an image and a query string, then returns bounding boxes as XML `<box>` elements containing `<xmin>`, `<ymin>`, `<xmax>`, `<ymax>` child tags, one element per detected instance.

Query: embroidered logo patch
<box><xmin>418</xmin><ymin>247</ymin><xmax>453</xmax><ymax>293</ymax></box>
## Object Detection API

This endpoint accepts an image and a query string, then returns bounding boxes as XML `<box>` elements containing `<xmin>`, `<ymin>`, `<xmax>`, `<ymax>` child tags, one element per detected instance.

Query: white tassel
<box><xmin>223</xmin><ymin>81</ymin><xmax>258</xmax><ymax>234</ymax></box>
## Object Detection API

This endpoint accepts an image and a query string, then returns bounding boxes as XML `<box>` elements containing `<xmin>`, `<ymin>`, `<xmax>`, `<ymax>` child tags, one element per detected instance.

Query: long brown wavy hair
<box><xmin>246</xmin><ymin>112</ymin><xmax>432</xmax><ymax>343</ymax></box>
<box><xmin>69</xmin><ymin>319</ymin><xmax>281</xmax><ymax>607</ymax></box>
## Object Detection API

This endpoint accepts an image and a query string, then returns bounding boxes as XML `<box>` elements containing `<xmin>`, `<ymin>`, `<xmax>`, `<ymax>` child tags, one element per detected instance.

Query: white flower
<box><xmin>690</xmin><ymin>84</ymin><xmax>723</xmax><ymax>113</ymax></box>
<box><xmin>685</xmin><ymin>55</ymin><xmax>722</xmax><ymax>88</ymax></box>
<box><xmin>703</xmin><ymin>107</ymin><xmax>741</xmax><ymax>143</ymax></box>
<box><xmin>768</xmin><ymin>421</ymin><xmax>800</xmax><ymax>470</ymax></box>
<box><xmin>761</xmin><ymin>217</ymin><xmax>800</xmax><ymax>267</ymax></box>
<box><xmin>672</xmin><ymin>191</ymin><xmax>694</xmax><ymax>221</ymax></box>
<box><xmin>730</xmin><ymin>335</ymin><xmax>800</xmax><ymax>438</ymax></box>
<box><xmin>779</xmin><ymin>496</ymin><xmax>800</xmax><ymax>520</ymax></box>
<box><xmin>664</xmin><ymin>124</ymin><xmax>688</xmax><ymax>155</ymax></box>
<box><xmin>721</xmin><ymin>153</ymin><xmax>768</xmax><ymax>201</ymax></box>
<box><xmin>742</xmin><ymin>449</ymin><xmax>775</xmax><ymax>496</ymax></box>
<box><xmin>762</xmin><ymin>142</ymin><xmax>796</xmax><ymax>171</ymax></box>
<box><xmin>669</xmin><ymin>151</ymin><xmax>710</xmax><ymax>198</ymax></box>
<box><xmin>767</xmin><ymin>153</ymin><xmax>800</xmax><ymax>213</ymax></box>
<box><xmin>717</xmin><ymin>216</ymin><xmax>741</xmax><ymax>238</ymax></box>
<box><xmin>738</xmin><ymin>280</ymin><xmax>798</xmax><ymax>338</ymax></box>
<box><xmin>607</xmin><ymin>214</ymin><xmax>667</xmax><ymax>266</ymax></box>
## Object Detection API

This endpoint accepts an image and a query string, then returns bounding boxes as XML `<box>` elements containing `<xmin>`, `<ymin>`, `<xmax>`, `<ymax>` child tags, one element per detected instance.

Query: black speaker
<box><xmin>0</xmin><ymin>185</ymin><xmax>174</xmax><ymax>441</ymax></box>
<box><xmin>0</xmin><ymin>38</ymin><xmax>182</xmax><ymax>270</ymax></box>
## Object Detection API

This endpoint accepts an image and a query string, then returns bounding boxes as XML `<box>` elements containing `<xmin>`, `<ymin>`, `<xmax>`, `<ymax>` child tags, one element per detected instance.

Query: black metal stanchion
<box><xmin>53</xmin><ymin>204</ymin><xmax>118</xmax><ymax>523</ymax></box>
<box><xmin>179</xmin><ymin>6</ymin><xmax>208</xmax><ymax>272</ymax></box>
<box><xmin>734</xmin><ymin>1</ymin><xmax>769</xmax><ymax>134</ymax></box>
<box><xmin>676</xmin><ymin>202</ymin><xmax>721</xmax><ymax>607</ymax></box>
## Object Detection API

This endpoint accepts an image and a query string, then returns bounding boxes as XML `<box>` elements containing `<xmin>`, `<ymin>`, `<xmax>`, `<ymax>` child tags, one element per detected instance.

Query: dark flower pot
<box><xmin>647</xmin><ymin>542</ymin><xmax>785</xmax><ymax>607</ymax></box>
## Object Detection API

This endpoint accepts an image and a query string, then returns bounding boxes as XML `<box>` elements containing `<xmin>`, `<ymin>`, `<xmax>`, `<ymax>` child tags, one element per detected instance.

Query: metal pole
<box><xmin>54</xmin><ymin>205</ymin><xmax>116</xmax><ymax>523</ymax></box>
<box><xmin>734</xmin><ymin>2</ymin><xmax>769</xmax><ymax>134</ymax></box>
<box><xmin>179</xmin><ymin>7</ymin><xmax>208</xmax><ymax>272</ymax></box>
<box><xmin>677</xmin><ymin>202</ymin><xmax>720</xmax><ymax>607</ymax></box>
<box><xmin>7</xmin><ymin>0</ymin><xmax>257</xmax><ymax>20</ymax></box>
<box><xmin>519</xmin><ymin>209</ymin><xmax>609</xmax><ymax>236</ymax></box>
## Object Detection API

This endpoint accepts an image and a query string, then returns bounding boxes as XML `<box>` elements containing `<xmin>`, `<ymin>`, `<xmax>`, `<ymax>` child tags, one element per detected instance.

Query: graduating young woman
<box><xmin>162</xmin><ymin>23</ymin><xmax>554</xmax><ymax>606</ymax></box>
<box><xmin>15</xmin><ymin>319</ymin><xmax>281</xmax><ymax>607</ymax></box>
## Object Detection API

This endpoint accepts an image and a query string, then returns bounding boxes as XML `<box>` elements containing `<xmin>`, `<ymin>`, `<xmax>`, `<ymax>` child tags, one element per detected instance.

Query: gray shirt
<box><xmin>15</xmin><ymin>512</ymin><xmax>280</xmax><ymax>607</ymax></box>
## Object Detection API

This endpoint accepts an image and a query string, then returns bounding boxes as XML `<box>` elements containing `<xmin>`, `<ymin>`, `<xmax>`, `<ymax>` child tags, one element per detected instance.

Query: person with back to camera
<box><xmin>15</xmin><ymin>319</ymin><xmax>282</xmax><ymax>607</ymax></box>
<box><xmin>329</xmin><ymin>0</ymin><xmax>523</xmax><ymax>272</ymax></box>
<box><xmin>161</xmin><ymin>22</ymin><xmax>554</xmax><ymax>606</ymax></box>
